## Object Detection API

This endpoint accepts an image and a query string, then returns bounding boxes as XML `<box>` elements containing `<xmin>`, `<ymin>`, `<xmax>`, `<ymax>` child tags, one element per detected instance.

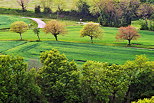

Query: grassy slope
<box><xmin>0</xmin><ymin>25</ymin><xmax>154</xmax><ymax>48</ymax></box>
<box><xmin>1</xmin><ymin>40</ymin><xmax>154</xmax><ymax>65</ymax></box>
<box><xmin>0</xmin><ymin>15</ymin><xmax>31</xmax><ymax>29</ymax></box>
<box><xmin>0</xmin><ymin>0</ymin><xmax>73</xmax><ymax>10</ymax></box>
<box><xmin>0</xmin><ymin>15</ymin><xmax>154</xmax><ymax>64</ymax></box>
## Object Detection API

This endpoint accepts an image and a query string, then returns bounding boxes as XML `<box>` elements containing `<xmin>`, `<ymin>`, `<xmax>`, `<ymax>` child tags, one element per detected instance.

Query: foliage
<box><xmin>81</xmin><ymin>61</ymin><xmax>129</xmax><ymax>103</ymax></box>
<box><xmin>132</xmin><ymin>96</ymin><xmax>154</xmax><ymax>103</ymax></box>
<box><xmin>90</xmin><ymin>0</ymin><xmax>140</xmax><ymax>27</ymax></box>
<box><xmin>40</xmin><ymin>0</ymin><xmax>53</xmax><ymax>10</ymax></box>
<box><xmin>0</xmin><ymin>49</ymin><xmax>154</xmax><ymax>103</ymax></box>
<box><xmin>38</xmin><ymin>49</ymin><xmax>81</xmax><ymax>103</ymax></box>
<box><xmin>137</xmin><ymin>3</ymin><xmax>154</xmax><ymax>19</ymax></box>
<box><xmin>54</xmin><ymin>0</ymin><xmax>66</xmax><ymax>12</ymax></box>
<box><xmin>35</xmin><ymin>5</ymin><xmax>41</xmax><ymax>13</ymax></box>
<box><xmin>10</xmin><ymin>21</ymin><xmax>28</xmax><ymax>40</ymax></box>
<box><xmin>0</xmin><ymin>55</ymin><xmax>45</xmax><ymax>103</ymax></box>
<box><xmin>80</xmin><ymin>22</ymin><xmax>103</xmax><ymax>43</ymax></box>
<box><xmin>33</xmin><ymin>28</ymin><xmax>40</xmax><ymax>41</ymax></box>
<box><xmin>76</xmin><ymin>0</ymin><xmax>90</xmax><ymax>16</ymax></box>
<box><xmin>116</xmin><ymin>26</ymin><xmax>140</xmax><ymax>45</ymax></box>
<box><xmin>122</xmin><ymin>55</ymin><xmax>154</xmax><ymax>102</ymax></box>
<box><xmin>140</xmin><ymin>20</ymin><xmax>154</xmax><ymax>31</ymax></box>
<box><xmin>44</xmin><ymin>20</ymin><xmax>66</xmax><ymax>41</ymax></box>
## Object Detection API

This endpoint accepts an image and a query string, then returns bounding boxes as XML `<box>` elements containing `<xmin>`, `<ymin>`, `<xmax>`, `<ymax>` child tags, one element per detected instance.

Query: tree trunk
<box><xmin>19</xmin><ymin>33</ymin><xmax>22</xmax><ymax>40</ymax></box>
<box><xmin>128</xmin><ymin>39</ymin><xmax>131</xmax><ymax>46</ymax></box>
<box><xmin>21</xmin><ymin>3</ymin><xmax>26</xmax><ymax>12</ymax></box>
<box><xmin>90</xmin><ymin>36</ymin><xmax>93</xmax><ymax>43</ymax></box>
<box><xmin>122</xmin><ymin>86</ymin><xmax>131</xmax><ymax>103</ymax></box>
<box><xmin>37</xmin><ymin>34</ymin><xmax>40</xmax><ymax>41</ymax></box>
<box><xmin>54</xmin><ymin>35</ymin><xmax>58</xmax><ymax>41</ymax></box>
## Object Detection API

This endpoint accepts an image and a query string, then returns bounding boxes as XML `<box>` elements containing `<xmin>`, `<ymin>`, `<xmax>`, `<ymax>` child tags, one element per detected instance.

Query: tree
<box><xmin>40</xmin><ymin>0</ymin><xmax>53</xmax><ymax>13</ymax></box>
<box><xmin>76</xmin><ymin>0</ymin><xmax>90</xmax><ymax>16</ymax></box>
<box><xmin>122</xmin><ymin>55</ymin><xmax>154</xmax><ymax>102</ymax></box>
<box><xmin>17</xmin><ymin>0</ymin><xmax>30</xmax><ymax>12</ymax></box>
<box><xmin>137</xmin><ymin>3</ymin><xmax>154</xmax><ymax>30</ymax></box>
<box><xmin>90</xmin><ymin>0</ymin><xmax>140</xmax><ymax>27</ymax></box>
<box><xmin>38</xmin><ymin>49</ymin><xmax>81</xmax><ymax>103</ymax></box>
<box><xmin>80</xmin><ymin>22</ymin><xmax>103</xmax><ymax>43</ymax></box>
<box><xmin>44</xmin><ymin>20</ymin><xmax>66</xmax><ymax>41</ymax></box>
<box><xmin>116</xmin><ymin>26</ymin><xmax>140</xmax><ymax>45</ymax></box>
<box><xmin>33</xmin><ymin>28</ymin><xmax>40</xmax><ymax>41</ymax></box>
<box><xmin>54</xmin><ymin>0</ymin><xmax>66</xmax><ymax>12</ymax></box>
<box><xmin>81</xmin><ymin>61</ymin><xmax>129</xmax><ymax>103</ymax></box>
<box><xmin>137</xmin><ymin>3</ymin><xmax>154</xmax><ymax>19</ymax></box>
<box><xmin>10</xmin><ymin>21</ymin><xmax>28</xmax><ymax>40</ymax></box>
<box><xmin>0</xmin><ymin>55</ymin><xmax>45</xmax><ymax>103</ymax></box>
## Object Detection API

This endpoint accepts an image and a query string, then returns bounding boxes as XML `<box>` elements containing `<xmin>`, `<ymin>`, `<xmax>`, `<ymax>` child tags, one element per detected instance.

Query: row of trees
<box><xmin>0</xmin><ymin>49</ymin><xmax>154</xmax><ymax>103</ymax></box>
<box><xmin>16</xmin><ymin>0</ymin><xmax>154</xmax><ymax>28</ymax></box>
<box><xmin>10</xmin><ymin>20</ymin><xmax>140</xmax><ymax>45</ymax></box>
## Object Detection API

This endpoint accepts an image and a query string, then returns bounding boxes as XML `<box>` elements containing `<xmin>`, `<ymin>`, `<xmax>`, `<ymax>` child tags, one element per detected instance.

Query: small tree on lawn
<box><xmin>33</xmin><ymin>28</ymin><xmax>40</xmax><ymax>41</ymax></box>
<box><xmin>80</xmin><ymin>23</ymin><xmax>103</xmax><ymax>43</ymax></box>
<box><xmin>116</xmin><ymin>26</ymin><xmax>140</xmax><ymax>45</ymax></box>
<box><xmin>10</xmin><ymin>21</ymin><xmax>28</xmax><ymax>40</ymax></box>
<box><xmin>44</xmin><ymin>20</ymin><xmax>66</xmax><ymax>41</ymax></box>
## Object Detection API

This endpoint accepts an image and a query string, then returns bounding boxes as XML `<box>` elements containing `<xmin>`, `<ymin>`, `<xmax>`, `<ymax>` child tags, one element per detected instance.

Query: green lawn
<box><xmin>0</xmin><ymin>0</ymin><xmax>74</xmax><ymax>11</ymax></box>
<box><xmin>0</xmin><ymin>15</ymin><xmax>154</xmax><ymax>65</ymax></box>
<box><xmin>0</xmin><ymin>25</ymin><xmax>154</xmax><ymax>48</ymax></box>
<box><xmin>0</xmin><ymin>15</ymin><xmax>31</xmax><ymax>29</ymax></box>
<box><xmin>1</xmin><ymin>40</ymin><xmax>154</xmax><ymax>65</ymax></box>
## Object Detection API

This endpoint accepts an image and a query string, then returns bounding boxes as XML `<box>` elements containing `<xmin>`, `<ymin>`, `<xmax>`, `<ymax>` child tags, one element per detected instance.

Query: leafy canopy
<box><xmin>116</xmin><ymin>26</ymin><xmax>140</xmax><ymax>45</ymax></box>
<box><xmin>44</xmin><ymin>20</ymin><xmax>66</xmax><ymax>41</ymax></box>
<box><xmin>80</xmin><ymin>22</ymin><xmax>103</xmax><ymax>43</ymax></box>
<box><xmin>10</xmin><ymin>21</ymin><xmax>28</xmax><ymax>34</ymax></box>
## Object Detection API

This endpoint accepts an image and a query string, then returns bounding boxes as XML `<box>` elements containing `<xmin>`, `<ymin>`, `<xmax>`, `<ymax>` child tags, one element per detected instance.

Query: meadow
<box><xmin>0</xmin><ymin>15</ymin><xmax>154</xmax><ymax>65</ymax></box>
<box><xmin>0</xmin><ymin>0</ymin><xmax>74</xmax><ymax>11</ymax></box>
<box><xmin>1</xmin><ymin>40</ymin><xmax>154</xmax><ymax>65</ymax></box>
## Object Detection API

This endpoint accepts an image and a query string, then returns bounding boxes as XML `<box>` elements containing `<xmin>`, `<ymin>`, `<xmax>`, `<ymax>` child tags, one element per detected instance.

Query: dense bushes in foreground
<box><xmin>0</xmin><ymin>49</ymin><xmax>154</xmax><ymax>103</ymax></box>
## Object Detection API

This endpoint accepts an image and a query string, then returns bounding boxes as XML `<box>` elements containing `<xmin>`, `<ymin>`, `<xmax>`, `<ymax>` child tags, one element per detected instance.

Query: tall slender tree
<box><xmin>17</xmin><ymin>0</ymin><xmax>30</xmax><ymax>12</ymax></box>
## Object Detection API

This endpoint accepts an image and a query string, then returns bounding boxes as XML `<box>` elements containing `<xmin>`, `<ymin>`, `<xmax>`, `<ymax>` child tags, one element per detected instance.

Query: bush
<box><xmin>149</xmin><ymin>20</ymin><xmax>154</xmax><ymax>31</ymax></box>
<box><xmin>132</xmin><ymin>96</ymin><xmax>154</xmax><ymax>103</ymax></box>
<box><xmin>140</xmin><ymin>20</ymin><xmax>149</xmax><ymax>30</ymax></box>
<box><xmin>35</xmin><ymin>5</ymin><xmax>41</xmax><ymax>14</ymax></box>
<box><xmin>140</xmin><ymin>19</ymin><xmax>154</xmax><ymax>31</ymax></box>
<box><xmin>43</xmin><ymin>7</ymin><xmax>52</xmax><ymax>14</ymax></box>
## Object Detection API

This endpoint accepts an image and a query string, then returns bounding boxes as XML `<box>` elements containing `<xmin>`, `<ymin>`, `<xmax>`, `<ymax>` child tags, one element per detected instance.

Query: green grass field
<box><xmin>0</xmin><ymin>0</ymin><xmax>74</xmax><ymax>11</ymax></box>
<box><xmin>1</xmin><ymin>25</ymin><xmax>154</xmax><ymax>48</ymax></box>
<box><xmin>0</xmin><ymin>15</ymin><xmax>154</xmax><ymax>65</ymax></box>
<box><xmin>1</xmin><ymin>40</ymin><xmax>154</xmax><ymax>65</ymax></box>
<box><xmin>0</xmin><ymin>15</ymin><xmax>31</xmax><ymax>29</ymax></box>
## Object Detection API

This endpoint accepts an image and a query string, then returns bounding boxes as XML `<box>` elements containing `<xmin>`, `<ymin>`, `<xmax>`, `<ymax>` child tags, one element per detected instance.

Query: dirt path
<box><xmin>23</xmin><ymin>17</ymin><xmax>46</xmax><ymax>28</ymax></box>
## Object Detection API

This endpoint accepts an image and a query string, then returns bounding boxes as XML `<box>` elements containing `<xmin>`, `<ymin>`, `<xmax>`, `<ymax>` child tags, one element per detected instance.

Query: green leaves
<box><xmin>0</xmin><ymin>55</ymin><xmax>45</xmax><ymax>103</ymax></box>
<box><xmin>0</xmin><ymin>50</ymin><xmax>153</xmax><ymax>103</ymax></box>
<box><xmin>39</xmin><ymin>49</ymin><xmax>80</xmax><ymax>102</ymax></box>
<box><xmin>81</xmin><ymin>61</ymin><xmax>129</xmax><ymax>103</ymax></box>
<box><xmin>10</xmin><ymin>21</ymin><xmax>28</xmax><ymax>40</ymax></box>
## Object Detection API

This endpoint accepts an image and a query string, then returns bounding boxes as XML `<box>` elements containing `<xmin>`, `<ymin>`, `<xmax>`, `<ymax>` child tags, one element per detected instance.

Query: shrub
<box><xmin>132</xmin><ymin>96</ymin><xmax>154</xmax><ymax>103</ymax></box>
<box><xmin>35</xmin><ymin>5</ymin><xmax>41</xmax><ymax>14</ymax></box>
